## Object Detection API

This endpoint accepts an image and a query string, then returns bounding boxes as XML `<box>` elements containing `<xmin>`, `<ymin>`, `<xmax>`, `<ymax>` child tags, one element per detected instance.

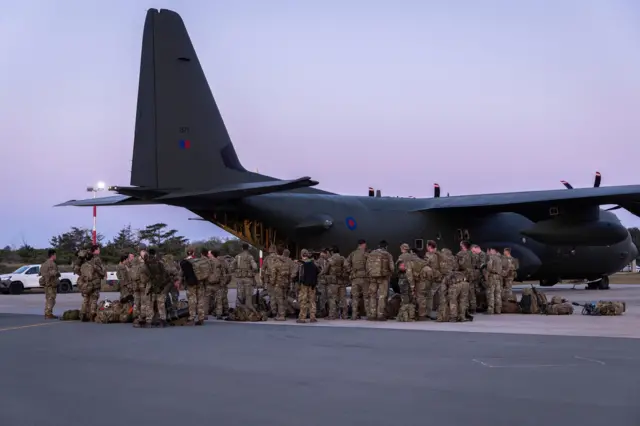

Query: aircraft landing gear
<box><xmin>539</xmin><ymin>278</ymin><xmax>558</xmax><ymax>287</ymax></box>
<box><xmin>586</xmin><ymin>275</ymin><xmax>610</xmax><ymax>290</ymax></box>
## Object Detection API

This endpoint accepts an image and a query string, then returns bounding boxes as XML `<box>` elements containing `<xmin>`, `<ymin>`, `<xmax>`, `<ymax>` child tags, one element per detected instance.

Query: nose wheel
<box><xmin>586</xmin><ymin>275</ymin><xmax>609</xmax><ymax>290</ymax></box>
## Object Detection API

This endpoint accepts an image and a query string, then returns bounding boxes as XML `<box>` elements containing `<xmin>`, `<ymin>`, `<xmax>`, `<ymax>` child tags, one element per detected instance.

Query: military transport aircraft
<box><xmin>57</xmin><ymin>8</ymin><xmax>640</xmax><ymax>290</ymax></box>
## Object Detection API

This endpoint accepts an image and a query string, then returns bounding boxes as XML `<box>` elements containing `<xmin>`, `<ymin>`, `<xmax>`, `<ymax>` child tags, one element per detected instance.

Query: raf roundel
<box><xmin>345</xmin><ymin>216</ymin><xmax>357</xmax><ymax>231</ymax></box>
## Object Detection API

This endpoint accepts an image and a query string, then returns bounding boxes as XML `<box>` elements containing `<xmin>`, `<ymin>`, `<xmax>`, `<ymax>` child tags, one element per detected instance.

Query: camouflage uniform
<box><xmin>366</xmin><ymin>248</ymin><xmax>394</xmax><ymax>320</ymax></box>
<box><xmin>145</xmin><ymin>254</ymin><xmax>171</xmax><ymax>325</ymax></box>
<box><xmin>297</xmin><ymin>254</ymin><xmax>318</xmax><ymax>322</ymax></box>
<box><xmin>502</xmin><ymin>255</ymin><xmax>518</xmax><ymax>300</ymax></box>
<box><xmin>406</xmin><ymin>255</ymin><xmax>432</xmax><ymax>320</ymax></box>
<box><xmin>423</xmin><ymin>251</ymin><xmax>441</xmax><ymax>318</ymax></box>
<box><xmin>205</xmin><ymin>255</ymin><xmax>223</xmax><ymax>319</ymax></box>
<box><xmin>116</xmin><ymin>261</ymin><xmax>133</xmax><ymax>300</ymax></box>
<box><xmin>456</xmin><ymin>250</ymin><xmax>474</xmax><ymax>316</ymax></box>
<box><xmin>262</xmin><ymin>246</ymin><xmax>278</xmax><ymax>316</ymax></box>
<box><xmin>231</xmin><ymin>250</ymin><xmax>258</xmax><ymax>309</ymax></box>
<box><xmin>270</xmin><ymin>254</ymin><xmax>291</xmax><ymax>320</ymax></box>
<box><xmin>322</xmin><ymin>252</ymin><xmax>347</xmax><ymax>319</ymax></box>
<box><xmin>186</xmin><ymin>256</ymin><xmax>207</xmax><ymax>323</ymax></box>
<box><xmin>447</xmin><ymin>270</ymin><xmax>469</xmax><ymax>321</ymax></box>
<box><xmin>39</xmin><ymin>258</ymin><xmax>60</xmax><ymax>318</ymax></box>
<box><xmin>315</xmin><ymin>254</ymin><xmax>329</xmax><ymax>317</ymax></box>
<box><xmin>435</xmin><ymin>250</ymin><xmax>454</xmax><ymax>322</ymax></box>
<box><xmin>344</xmin><ymin>247</ymin><xmax>368</xmax><ymax>319</ymax></box>
<box><xmin>163</xmin><ymin>255</ymin><xmax>180</xmax><ymax>310</ymax></box>
<box><xmin>218</xmin><ymin>257</ymin><xmax>231</xmax><ymax>316</ymax></box>
<box><xmin>486</xmin><ymin>253</ymin><xmax>503</xmax><ymax>314</ymax></box>
<box><xmin>129</xmin><ymin>257</ymin><xmax>144</xmax><ymax>323</ymax></box>
<box><xmin>81</xmin><ymin>255</ymin><xmax>105</xmax><ymax>321</ymax></box>
<box><xmin>396</xmin><ymin>247</ymin><xmax>416</xmax><ymax>319</ymax></box>
<box><xmin>137</xmin><ymin>256</ymin><xmax>153</xmax><ymax>324</ymax></box>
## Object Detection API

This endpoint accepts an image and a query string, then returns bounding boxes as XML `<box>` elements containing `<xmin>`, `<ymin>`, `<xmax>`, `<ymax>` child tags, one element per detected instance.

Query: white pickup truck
<box><xmin>0</xmin><ymin>264</ymin><xmax>78</xmax><ymax>295</ymax></box>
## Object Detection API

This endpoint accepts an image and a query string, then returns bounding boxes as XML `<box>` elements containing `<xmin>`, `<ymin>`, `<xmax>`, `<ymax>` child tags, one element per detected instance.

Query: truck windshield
<box><xmin>12</xmin><ymin>266</ymin><xmax>29</xmax><ymax>274</ymax></box>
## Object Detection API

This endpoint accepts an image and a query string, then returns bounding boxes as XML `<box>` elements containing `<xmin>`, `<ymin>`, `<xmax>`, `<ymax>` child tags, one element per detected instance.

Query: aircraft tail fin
<box><xmin>131</xmin><ymin>9</ymin><xmax>264</xmax><ymax>190</ymax></box>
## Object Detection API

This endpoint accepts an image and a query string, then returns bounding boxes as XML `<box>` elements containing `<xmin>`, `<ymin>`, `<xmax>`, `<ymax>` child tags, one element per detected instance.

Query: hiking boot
<box><xmin>44</xmin><ymin>314</ymin><xmax>58</xmax><ymax>320</ymax></box>
<box><xmin>296</xmin><ymin>319</ymin><xmax>306</xmax><ymax>324</ymax></box>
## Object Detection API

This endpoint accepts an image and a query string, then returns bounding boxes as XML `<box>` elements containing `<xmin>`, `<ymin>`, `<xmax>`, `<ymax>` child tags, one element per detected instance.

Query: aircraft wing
<box><xmin>54</xmin><ymin>195</ymin><xmax>158</xmax><ymax>207</ymax></box>
<box><xmin>411</xmin><ymin>185</ymin><xmax>640</xmax><ymax>216</ymax></box>
<box><xmin>55</xmin><ymin>177</ymin><xmax>318</xmax><ymax>207</ymax></box>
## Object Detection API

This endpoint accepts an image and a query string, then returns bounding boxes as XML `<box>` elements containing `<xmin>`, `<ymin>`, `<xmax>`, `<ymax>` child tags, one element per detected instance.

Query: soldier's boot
<box><xmin>80</xmin><ymin>314</ymin><xmax>89</xmax><ymax>322</ymax></box>
<box><xmin>275</xmin><ymin>316</ymin><xmax>286</xmax><ymax>321</ymax></box>
<box><xmin>90</xmin><ymin>313</ymin><xmax>97</xmax><ymax>322</ymax></box>
<box><xmin>417</xmin><ymin>316</ymin><xmax>429</xmax><ymax>321</ymax></box>
<box><xmin>157</xmin><ymin>320</ymin><xmax>167</xmax><ymax>328</ymax></box>
<box><xmin>216</xmin><ymin>315</ymin><xmax>223</xmax><ymax>320</ymax></box>
<box><xmin>296</xmin><ymin>319</ymin><xmax>306</xmax><ymax>324</ymax></box>
<box><xmin>310</xmin><ymin>318</ymin><xmax>318</xmax><ymax>323</ymax></box>
<box><xmin>186</xmin><ymin>320</ymin><xmax>196</xmax><ymax>326</ymax></box>
<box><xmin>133</xmin><ymin>321</ymin><xmax>146</xmax><ymax>328</ymax></box>
<box><xmin>195</xmin><ymin>320</ymin><xmax>204</xmax><ymax>326</ymax></box>
<box><xmin>377</xmin><ymin>316</ymin><xmax>387</xmax><ymax>321</ymax></box>
<box><xmin>44</xmin><ymin>314</ymin><xmax>58</xmax><ymax>320</ymax></box>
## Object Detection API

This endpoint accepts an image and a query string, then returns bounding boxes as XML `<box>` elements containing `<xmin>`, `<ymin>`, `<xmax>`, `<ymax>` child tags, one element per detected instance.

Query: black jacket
<box><xmin>299</xmin><ymin>259</ymin><xmax>319</xmax><ymax>287</ymax></box>
<box><xmin>179</xmin><ymin>258</ymin><xmax>198</xmax><ymax>287</ymax></box>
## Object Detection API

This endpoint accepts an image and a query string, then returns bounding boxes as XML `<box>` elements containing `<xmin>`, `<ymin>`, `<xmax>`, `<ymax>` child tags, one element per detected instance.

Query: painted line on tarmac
<box><xmin>0</xmin><ymin>321</ymin><xmax>64</xmax><ymax>333</ymax></box>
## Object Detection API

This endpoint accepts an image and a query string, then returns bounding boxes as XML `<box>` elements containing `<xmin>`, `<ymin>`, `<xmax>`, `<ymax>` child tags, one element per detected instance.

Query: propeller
<box><xmin>561</xmin><ymin>171</ymin><xmax>632</xmax><ymax>213</ymax></box>
<box><xmin>434</xmin><ymin>183</ymin><xmax>440</xmax><ymax>198</ymax></box>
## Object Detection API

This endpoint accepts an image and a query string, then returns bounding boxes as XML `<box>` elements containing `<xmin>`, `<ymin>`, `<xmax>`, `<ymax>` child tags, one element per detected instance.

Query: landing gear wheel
<box><xmin>598</xmin><ymin>275</ymin><xmax>610</xmax><ymax>290</ymax></box>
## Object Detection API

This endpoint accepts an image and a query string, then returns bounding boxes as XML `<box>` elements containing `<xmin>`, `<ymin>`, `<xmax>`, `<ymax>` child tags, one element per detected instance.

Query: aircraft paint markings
<box><xmin>345</xmin><ymin>216</ymin><xmax>357</xmax><ymax>230</ymax></box>
<box><xmin>0</xmin><ymin>321</ymin><xmax>65</xmax><ymax>333</ymax></box>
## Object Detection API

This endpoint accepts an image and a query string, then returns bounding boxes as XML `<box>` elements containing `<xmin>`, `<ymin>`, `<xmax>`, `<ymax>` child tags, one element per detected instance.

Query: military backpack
<box><xmin>145</xmin><ymin>256</ymin><xmax>170</xmax><ymax>293</ymax></box>
<box><xmin>367</xmin><ymin>250</ymin><xmax>390</xmax><ymax>278</ymax></box>
<box><xmin>188</xmin><ymin>257</ymin><xmax>209</xmax><ymax>282</ymax></box>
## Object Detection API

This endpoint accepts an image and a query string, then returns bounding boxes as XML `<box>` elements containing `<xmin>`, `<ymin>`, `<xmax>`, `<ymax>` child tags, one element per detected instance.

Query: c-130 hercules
<box><xmin>58</xmin><ymin>8</ymin><xmax>640</xmax><ymax>290</ymax></box>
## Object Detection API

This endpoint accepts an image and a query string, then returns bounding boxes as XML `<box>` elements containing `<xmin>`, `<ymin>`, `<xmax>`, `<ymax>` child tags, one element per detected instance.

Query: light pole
<box><xmin>86</xmin><ymin>181</ymin><xmax>106</xmax><ymax>245</ymax></box>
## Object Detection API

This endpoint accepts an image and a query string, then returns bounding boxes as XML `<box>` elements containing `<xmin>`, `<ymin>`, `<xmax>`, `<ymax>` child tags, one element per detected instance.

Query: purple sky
<box><xmin>2</xmin><ymin>0</ymin><xmax>640</xmax><ymax>248</ymax></box>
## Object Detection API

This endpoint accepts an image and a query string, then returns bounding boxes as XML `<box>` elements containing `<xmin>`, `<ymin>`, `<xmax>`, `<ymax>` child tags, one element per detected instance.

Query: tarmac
<box><xmin>1</xmin><ymin>284</ymin><xmax>639</xmax><ymax>426</ymax></box>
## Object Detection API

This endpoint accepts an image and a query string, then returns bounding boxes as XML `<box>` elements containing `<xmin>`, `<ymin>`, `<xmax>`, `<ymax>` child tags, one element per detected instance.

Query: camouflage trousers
<box><xmin>144</xmin><ymin>288</ymin><xmax>167</xmax><ymax>323</ymax></box>
<box><xmin>205</xmin><ymin>283</ymin><xmax>219</xmax><ymax>316</ymax></box>
<box><xmin>415</xmin><ymin>279</ymin><xmax>433</xmax><ymax>319</ymax></box>
<box><xmin>217</xmin><ymin>284</ymin><xmax>229</xmax><ymax>316</ymax></box>
<box><xmin>44</xmin><ymin>284</ymin><xmax>57</xmax><ymax>316</ymax></box>
<box><xmin>265</xmin><ymin>281</ymin><xmax>276</xmax><ymax>315</ymax></box>
<box><xmin>368</xmin><ymin>277</ymin><xmax>389</xmax><ymax>319</ymax></box>
<box><xmin>468</xmin><ymin>279</ymin><xmax>478</xmax><ymax>312</ymax></box>
<box><xmin>486</xmin><ymin>275</ymin><xmax>502</xmax><ymax>314</ymax></box>
<box><xmin>327</xmin><ymin>283</ymin><xmax>348</xmax><ymax>319</ymax></box>
<box><xmin>436</xmin><ymin>281</ymin><xmax>449</xmax><ymax>321</ymax></box>
<box><xmin>120</xmin><ymin>285</ymin><xmax>132</xmax><ymax>301</ymax></box>
<box><xmin>133</xmin><ymin>286</ymin><xmax>143</xmax><ymax>320</ymax></box>
<box><xmin>236</xmin><ymin>278</ymin><xmax>255</xmax><ymax>309</ymax></box>
<box><xmin>502</xmin><ymin>277</ymin><xmax>514</xmax><ymax>301</ymax></box>
<box><xmin>398</xmin><ymin>275</ymin><xmax>413</xmax><ymax>305</ymax></box>
<box><xmin>298</xmin><ymin>284</ymin><xmax>317</xmax><ymax>321</ymax></box>
<box><xmin>80</xmin><ymin>283</ymin><xmax>100</xmax><ymax>318</ymax></box>
<box><xmin>187</xmin><ymin>282</ymin><xmax>206</xmax><ymax>322</ymax></box>
<box><xmin>350</xmin><ymin>277</ymin><xmax>368</xmax><ymax>319</ymax></box>
<box><xmin>316</xmin><ymin>281</ymin><xmax>328</xmax><ymax>317</ymax></box>
<box><xmin>272</xmin><ymin>283</ymin><xmax>287</xmax><ymax>319</ymax></box>
<box><xmin>448</xmin><ymin>280</ymin><xmax>470</xmax><ymax>321</ymax></box>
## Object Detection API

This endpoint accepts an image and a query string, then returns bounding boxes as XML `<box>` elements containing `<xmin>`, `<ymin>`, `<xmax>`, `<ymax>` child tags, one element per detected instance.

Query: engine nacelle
<box><xmin>521</xmin><ymin>218</ymin><xmax>628</xmax><ymax>246</ymax></box>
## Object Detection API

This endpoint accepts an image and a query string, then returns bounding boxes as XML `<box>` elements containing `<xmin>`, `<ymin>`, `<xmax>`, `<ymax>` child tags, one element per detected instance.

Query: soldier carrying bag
<box><xmin>145</xmin><ymin>256</ymin><xmax>170</xmax><ymax>293</ymax></box>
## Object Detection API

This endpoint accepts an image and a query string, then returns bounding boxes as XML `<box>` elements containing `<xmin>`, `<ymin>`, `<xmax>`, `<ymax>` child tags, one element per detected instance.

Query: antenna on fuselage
<box><xmin>376</xmin><ymin>189</ymin><xmax>381</xmax><ymax>197</ymax></box>
<box><xmin>434</xmin><ymin>183</ymin><xmax>440</xmax><ymax>198</ymax></box>
<box><xmin>368</xmin><ymin>187</ymin><xmax>374</xmax><ymax>197</ymax></box>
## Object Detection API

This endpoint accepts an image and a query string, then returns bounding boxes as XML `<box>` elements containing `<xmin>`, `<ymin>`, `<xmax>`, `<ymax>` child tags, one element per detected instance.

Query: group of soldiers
<box><xmin>38</xmin><ymin>238</ymin><xmax>519</xmax><ymax>326</ymax></box>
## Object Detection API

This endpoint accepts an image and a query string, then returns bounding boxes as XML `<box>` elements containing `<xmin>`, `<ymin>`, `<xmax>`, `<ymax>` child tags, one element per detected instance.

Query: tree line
<box><xmin>0</xmin><ymin>223</ymin><xmax>259</xmax><ymax>267</ymax></box>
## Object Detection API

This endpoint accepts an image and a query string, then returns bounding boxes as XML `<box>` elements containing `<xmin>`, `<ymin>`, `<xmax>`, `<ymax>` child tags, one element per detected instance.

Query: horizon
<box><xmin>2</xmin><ymin>0</ymin><xmax>640</xmax><ymax>247</ymax></box>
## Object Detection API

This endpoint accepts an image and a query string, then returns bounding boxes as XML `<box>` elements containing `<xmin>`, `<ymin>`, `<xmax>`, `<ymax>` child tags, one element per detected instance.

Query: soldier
<box><xmin>315</xmin><ymin>249</ymin><xmax>329</xmax><ymax>318</ymax></box>
<box><xmin>230</xmin><ymin>243</ymin><xmax>258</xmax><ymax>309</ymax></box>
<box><xmin>144</xmin><ymin>248</ymin><xmax>171</xmax><ymax>327</ymax></box>
<box><xmin>116</xmin><ymin>254</ymin><xmax>133</xmax><ymax>300</ymax></box>
<box><xmin>486</xmin><ymin>247</ymin><xmax>503</xmax><ymax>314</ymax></box>
<box><xmin>469</xmin><ymin>244</ymin><xmax>483</xmax><ymax>313</ymax></box>
<box><xmin>269</xmin><ymin>245</ymin><xmax>290</xmax><ymax>321</ymax></box>
<box><xmin>406</xmin><ymin>249</ymin><xmax>432</xmax><ymax>320</ymax></box>
<box><xmin>365</xmin><ymin>240</ymin><xmax>394</xmax><ymax>321</ymax></box>
<box><xmin>321</xmin><ymin>245</ymin><xmax>347</xmax><ymax>320</ymax></box>
<box><xmin>396</xmin><ymin>243</ymin><xmax>416</xmax><ymax>320</ymax></box>
<box><xmin>129</xmin><ymin>247</ymin><xmax>145</xmax><ymax>326</ymax></box>
<box><xmin>81</xmin><ymin>245</ymin><xmax>106</xmax><ymax>322</ymax></box>
<box><xmin>134</xmin><ymin>247</ymin><xmax>152</xmax><ymax>327</ymax></box>
<box><xmin>261</xmin><ymin>245</ymin><xmax>277</xmax><ymax>317</ymax></box>
<box><xmin>456</xmin><ymin>240</ymin><xmax>474</xmax><ymax>315</ymax></box>
<box><xmin>40</xmin><ymin>249</ymin><xmax>60</xmax><ymax>319</ymax></box>
<box><xmin>502</xmin><ymin>248</ymin><xmax>519</xmax><ymax>300</ymax></box>
<box><xmin>219</xmin><ymin>255</ymin><xmax>232</xmax><ymax>317</ymax></box>
<box><xmin>162</xmin><ymin>254</ymin><xmax>180</xmax><ymax>310</ymax></box>
<box><xmin>206</xmin><ymin>249</ymin><xmax>224</xmax><ymax>319</ymax></box>
<box><xmin>180</xmin><ymin>247</ymin><xmax>204</xmax><ymax>325</ymax></box>
<box><xmin>344</xmin><ymin>239</ymin><xmax>368</xmax><ymax>320</ymax></box>
<box><xmin>297</xmin><ymin>249</ymin><xmax>319</xmax><ymax>323</ymax></box>
<box><xmin>282</xmin><ymin>249</ymin><xmax>296</xmax><ymax>296</ymax></box>
<box><xmin>423</xmin><ymin>240</ymin><xmax>441</xmax><ymax>319</ymax></box>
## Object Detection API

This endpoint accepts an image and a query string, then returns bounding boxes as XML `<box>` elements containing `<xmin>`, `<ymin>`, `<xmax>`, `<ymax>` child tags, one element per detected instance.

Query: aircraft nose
<box><xmin>628</xmin><ymin>241</ymin><xmax>638</xmax><ymax>263</ymax></box>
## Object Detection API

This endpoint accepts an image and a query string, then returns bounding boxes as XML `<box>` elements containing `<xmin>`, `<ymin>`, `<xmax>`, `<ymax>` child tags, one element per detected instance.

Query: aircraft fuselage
<box><xmin>182</xmin><ymin>192</ymin><xmax>636</xmax><ymax>283</ymax></box>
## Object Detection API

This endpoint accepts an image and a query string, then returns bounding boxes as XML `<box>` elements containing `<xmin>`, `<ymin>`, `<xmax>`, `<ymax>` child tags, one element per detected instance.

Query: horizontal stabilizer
<box><xmin>411</xmin><ymin>185</ymin><xmax>640</xmax><ymax>214</ymax></box>
<box><xmin>154</xmin><ymin>177</ymin><xmax>318</xmax><ymax>201</ymax></box>
<box><xmin>54</xmin><ymin>195</ymin><xmax>158</xmax><ymax>207</ymax></box>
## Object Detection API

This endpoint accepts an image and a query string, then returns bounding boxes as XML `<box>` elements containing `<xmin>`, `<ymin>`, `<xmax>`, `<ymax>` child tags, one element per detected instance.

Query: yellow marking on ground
<box><xmin>0</xmin><ymin>321</ymin><xmax>64</xmax><ymax>333</ymax></box>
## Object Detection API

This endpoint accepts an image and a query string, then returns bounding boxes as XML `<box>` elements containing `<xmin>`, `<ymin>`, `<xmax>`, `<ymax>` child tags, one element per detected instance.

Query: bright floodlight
<box><xmin>96</xmin><ymin>181</ymin><xmax>106</xmax><ymax>190</ymax></box>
